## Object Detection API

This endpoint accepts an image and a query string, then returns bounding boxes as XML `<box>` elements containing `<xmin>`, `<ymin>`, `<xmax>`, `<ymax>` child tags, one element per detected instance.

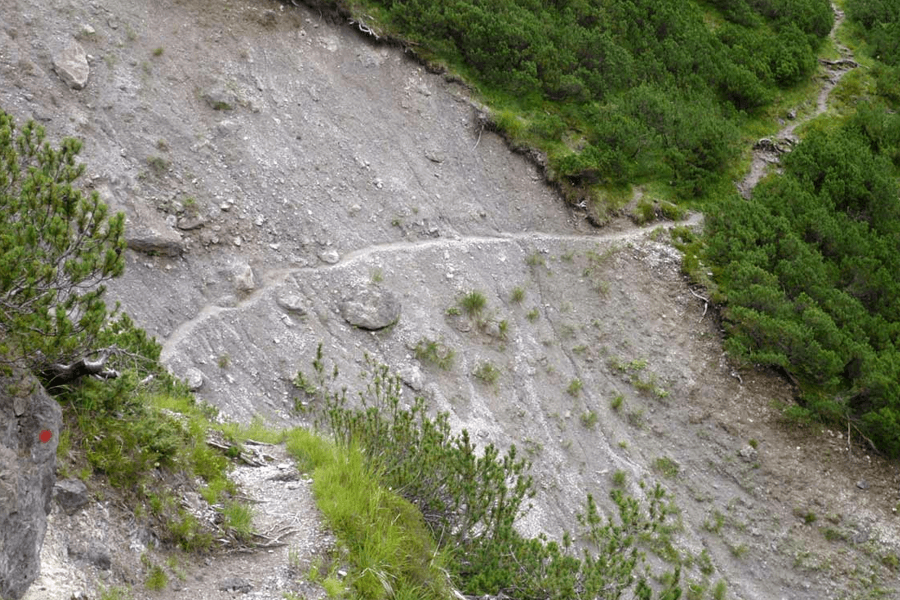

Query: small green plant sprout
<box><xmin>460</xmin><ymin>290</ymin><xmax>487</xmax><ymax>316</ymax></box>
<box><xmin>370</xmin><ymin>268</ymin><xmax>384</xmax><ymax>283</ymax></box>
<box><xmin>526</xmin><ymin>251</ymin><xmax>546</xmax><ymax>268</ymax></box>
<box><xmin>580</xmin><ymin>410</ymin><xmax>598</xmax><ymax>429</ymax></box>
<box><xmin>526</xmin><ymin>307</ymin><xmax>540</xmax><ymax>322</ymax></box>
<box><xmin>497</xmin><ymin>319</ymin><xmax>509</xmax><ymax>340</ymax></box>
<box><xmin>567</xmin><ymin>378</ymin><xmax>583</xmax><ymax>397</ymax></box>
<box><xmin>473</xmin><ymin>361</ymin><xmax>501</xmax><ymax>385</ymax></box>
<box><xmin>152</xmin><ymin>47</ymin><xmax>164</xmax><ymax>57</ymax></box>
<box><xmin>223</xmin><ymin>501</ymin><xmax>254</xmax><ymax>540</ymax></box>
<box><xmin>510</xmin><ymin>286</ymin><xmax>526</xmax><ymax>303</ymax></box>
<box><xmin>612</xmin><ymin>469</ymin><xmax>627</xmax><ymax>486</ymax></box>
<box><xmin>712</xmin><ymin>579</ymin><xmax>727</xmax><ymax>600</ymax></box>
<box><xmin>445</xmin><ymin>305</ymin><xmax>461</xmax><ymax>316</ymax></box>
<box><xmin>145</xmin><ymin>564</ymin><xmax>167</xmax><ymax>590</ymax></box>
<box><xmin>653</xmin><ymin>456</ymin><xmax>680</xmax><ymax>479</ymax></box>
<box><xmin>560</xmin><ymin>249</ymin><xmax>575</xmax><ymax>262</ymax></box>
<box><xmin>147</xmin><ymin>155</ymin><xmax>170</xmax><ymax>175</ymax></box>
<box><xmin>217</xmin><ymin>354</ymin><xmax>230</xmax><ymax>369</ymax></box>
<box><xmin>156</xmin><ymin>138</ymin><xmax>169</xmax><ymax>151</ymax></box>
<box><xmin>610</xmin><ymin>393</ymin><xmax>624</xmax><ymax>411</ymax></box>
<box><xmin>793</xmin><ymin>507</ymin><xmax>817</xmax><ymax>525</ymax></box>
<box><xmin>414</xmin><ymin>338</ymin><xmax>455</xmax><ymax>370</ymax></box>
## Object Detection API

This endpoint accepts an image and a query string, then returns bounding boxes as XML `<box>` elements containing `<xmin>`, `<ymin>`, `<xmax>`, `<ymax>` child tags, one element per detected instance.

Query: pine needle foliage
<box><xmin>0</xmin><ymin>110</ymin><xmax>135</xmax><ymax>371</ymax></box>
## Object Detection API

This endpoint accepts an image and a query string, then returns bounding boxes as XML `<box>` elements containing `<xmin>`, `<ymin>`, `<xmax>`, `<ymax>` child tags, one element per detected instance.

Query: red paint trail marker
<box><xmin>39</xmin><ymin>430</ymin><xmax>52</xmax><ymax>443</ymax></box>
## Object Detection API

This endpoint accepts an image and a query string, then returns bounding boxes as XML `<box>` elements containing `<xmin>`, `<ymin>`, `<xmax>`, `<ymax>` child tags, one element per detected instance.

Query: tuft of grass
<box><xmin>526</xmin><ymin>252</ymin><xmax>546</xmax><ymax>268</ymax></box>
<box><xmin>285</xmin><ymin>429</ymin><xmax>450</xmax><ymax>600</ymax></box>
<box><xmin>473</xmin><ymin>361</ymin><xmax>501</xmax><ymax>385</ymax></box>
<box><xmin>414</xmin><ymin>338</ymin><xmax>455</xmax><ymax>370</ymax></box>
<box><xmin>610</xmin><ymin>393</ymin><xmax>624</xmax><ymax>411</ymax></box>
<box><xmin>152</xmin><ymin>47</ymin><xmax>164</xmax><ymax>57</ymax></box>
<box><xmin>145</xmin><ymin>565</ymin><xmax>167</xmax><ymax>591</ymax></box>
<box><xmin>653</xmin><ymin>457</ymin><xmax>680</xmax><ymax>479</ymax></box>
<box><xmin>510</xmin><ymin>286</ymin><xmax>525</xmax><ymax>303</ymax></box>
<box><xmin>526</xmin><ymin>308</ymin><xmax>540</xmax><ymax>322</ymax></box>
<box><xmin>370</xmin><ymin>268</ymin><xmax>384</xmax><ymax>283</ymax></box>
<box><xmin>612</xmin><ymin>470</ymin><xmax>627</xmax><ymax>487</ymax></box>
<box><xmin>567</xmin><ymin>378</ymin><xmax>583</xmax><ymax>398</ymax></box>
<box><xmin>460</xmin><ymin>290</ymin><xmax>487</xmax><ymax>316</ymax></box>
<box><xmin>580</xmin><ymin>410</ymin><xmax>597</xmax><ymax>429</ymax></box>
<box><xmin>217</xmin><ymin>354</ymin><xmax>230</xmax><ymax>369</ymax></box>
<box><xmin>712</xmin><ymin>580</ymin><xmax>727</xmax><ymax>600</ymax></box>
<box><xmin>147</xmin><ymin>155</ymin><xmax>170</xmax><ymax>175</ymax></box>
<box><xmin>98</xmin><ymin>586</ymin><xmax>132</xmax><ymax>600</ymax></box>
<box><xmin>223</xmin><ymin>501</ymin><xmax>254</xmax><ymax>540</ymax></box>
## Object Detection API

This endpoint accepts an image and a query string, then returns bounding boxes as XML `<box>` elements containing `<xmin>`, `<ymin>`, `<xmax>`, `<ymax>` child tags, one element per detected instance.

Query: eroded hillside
<box><xmin>1</xmin><ymin>0</ymin><xmax>898</xmax><ymax>598</ymax></box>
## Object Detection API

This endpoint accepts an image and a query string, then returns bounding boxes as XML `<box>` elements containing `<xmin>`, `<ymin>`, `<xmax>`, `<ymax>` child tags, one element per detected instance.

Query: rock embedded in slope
<box><xmin>54</xmin><ymin>478</ymin><xmax>89</xmax><ymax>515</ymax></box>
<box><xmin>340</xmin><ymin>287</ymin><xmax>401</xmax><ymax>330</ymax></box>
<box><xmin>52</xmin><ymin>40</ymin><xmax>89</xmax><ymax>90</ymax></box>
<box><xmin>125</xmin><ymin>203</ymin><xmax>184</xmax><ymax>257</ymax></box>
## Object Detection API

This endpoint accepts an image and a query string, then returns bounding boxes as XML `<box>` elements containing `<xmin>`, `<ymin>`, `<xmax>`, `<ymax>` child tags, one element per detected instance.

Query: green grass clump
<box><xmin>145</xmin><ymin>565</ymin><xmax>167</xmax><ymax>590</ymax></box>
<box><xmin>653</xmin><ymin>457</ymin><xmax>680</xmax><ymax>479</ymax></box>
<box><xmin>580</xmin><ymin>410</ymin><xmax>598</xmax><ymax>429</ymax></box>
<box><xmin>460</xmin><ymin>290</ymin><xmax>487</xmax><ymax>316</ymax></box>
<box><xmin>473</xmin><ymin>361</ymin><xmax>501</xmax><ymax>385</ymax></box>
<box><xmin>510</xmin><ymin>286</ymin><xmax>526</xmax><ymax>303</ymax></box>
<box><xmin>414</xmin><ymin>338</ymin><xmax>455</xmax><ymax>370</ymax></box>
<box><xmin>567</xmin><ymin>378</ymin><xmax>583</xmax><ymax>397</ymax></box>
<box><xmin>611</xmin><ymin>394</ymin><xmax>625</xmax><ymax>411</ymax></box>
<box><xmin>286</xmin><ymin>428</ymin><xmax>450</xmax><ymax>600</ymax></box>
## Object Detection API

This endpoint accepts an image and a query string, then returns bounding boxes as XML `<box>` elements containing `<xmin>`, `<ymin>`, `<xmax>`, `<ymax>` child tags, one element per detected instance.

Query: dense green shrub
<box><xmin>704</xmin><ymin>107</ymin><xmax>900</xmax><ymax>456</ymax></box>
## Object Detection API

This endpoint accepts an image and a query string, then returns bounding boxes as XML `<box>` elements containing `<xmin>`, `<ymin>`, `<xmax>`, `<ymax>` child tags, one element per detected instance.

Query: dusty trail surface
<box><xmin>1</xmin><ymin>0</ymin><xmax>897</xmax><ymax>599</ymax></box>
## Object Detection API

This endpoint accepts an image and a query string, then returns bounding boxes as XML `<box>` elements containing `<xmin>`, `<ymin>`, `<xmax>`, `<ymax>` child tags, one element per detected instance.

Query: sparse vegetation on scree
<box><xmin>305</xmin><ymin>0</ymin><xmax>900</xmax><ymax>457</ymax></box>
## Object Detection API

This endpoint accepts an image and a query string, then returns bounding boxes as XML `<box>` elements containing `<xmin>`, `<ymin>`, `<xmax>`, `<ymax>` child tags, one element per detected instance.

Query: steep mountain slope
<box><xmin>1</xmin><ymin>0</ymin><xmax>898</xmax><ymax>598</ymax></box>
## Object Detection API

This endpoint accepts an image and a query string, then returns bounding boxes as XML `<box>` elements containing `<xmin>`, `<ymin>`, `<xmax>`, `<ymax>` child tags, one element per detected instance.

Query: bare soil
<box><xmin>2</xmin><ymin>0</ymin><xmax>898</xmax><ymax>599</ymax></box>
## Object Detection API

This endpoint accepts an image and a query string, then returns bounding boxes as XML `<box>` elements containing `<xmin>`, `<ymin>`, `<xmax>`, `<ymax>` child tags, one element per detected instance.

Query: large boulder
<box><xmin>0</xmin><ymin>371</ymin><xmax>61</xmax><ymax>600</ymax></box>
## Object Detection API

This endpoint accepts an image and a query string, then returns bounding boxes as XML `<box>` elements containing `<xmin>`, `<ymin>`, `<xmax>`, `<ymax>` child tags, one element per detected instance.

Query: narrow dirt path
<box><xmin>161</xmin><ymin>213</ymin><xmax>702</xmax><ymax>361</ymax></box>
<box><xmin>737</xmin><ymin>3</ymin><xmax>857</xmax><ymax>197</ymax></box>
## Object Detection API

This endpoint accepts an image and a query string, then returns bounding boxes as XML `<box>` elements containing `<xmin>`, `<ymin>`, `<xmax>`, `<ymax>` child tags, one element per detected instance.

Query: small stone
<box><xmin>318</xmin><ymin>249</ymin><xmax>340</xmax><ymax>264</ymax></box>
<box><xmin>856</xmin><ymin>480</ymin><xmax>869</xmax><ymax>490</ymax></box>
<box><xmin>203</xmin><ymin>88</ymin><xmax>238</xmax><ymax>111</ymax></box>
<box><xmin>276</xmin><ymin>293</ymin><xmax>307</xmax><ymax>315</ymax></box>
<box><xmin>183</xmin><ymin>368</ymin><xmax>204</xmax><ymax>391</ymax></box>
<box><xmin>54</xmin><ymin>479</ymin><xmax>89</xmax><ymax>515</ymax></box>
<box><xmin>52</xmin><ymin>40</ymin><xmax>90</xmax><ymax>89</ymax></box>
<box><xmin>233</xmin><ymin>236</ymin><xmax>242</xmax><ymax>247</ymax></box>
<box><xmin>233</xmin><ymin>264</ymin><xmax>255</xmax><ymax>291</ymax></box>
<box><xmin>218</xmin><ymin>577</ymin><xmax>252</xmax><ymax>594</ymax></box>
<box><xmin>425</xmin><ymin>149</ymin><xmax>446</xmax><ymax>163</ymax></box>
<box><xmin>738</xmin><ymin>445</ymin><xmax>758</xmax><ymax>462</ymax></box>
<box><xmin>177</xmin><ymin>216</ymin><xmax>205</xmax><ymax>230</ymax></box>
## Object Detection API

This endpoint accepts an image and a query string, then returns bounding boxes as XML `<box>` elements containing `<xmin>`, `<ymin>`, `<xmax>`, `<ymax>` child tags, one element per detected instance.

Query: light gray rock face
<box><xmin>52</xmin><ymin>40</ymin><xmax>89</xmax><ymax>90</ymax></box>
<box><xmin>339</xmin><ymin>287</ymin><xmax>401</xmax><ymax>330</ymax></box>
<box><xmin>0</xmin><ymin>371</ymin><xmax>61</xmax><ymax>600</ymax></box>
